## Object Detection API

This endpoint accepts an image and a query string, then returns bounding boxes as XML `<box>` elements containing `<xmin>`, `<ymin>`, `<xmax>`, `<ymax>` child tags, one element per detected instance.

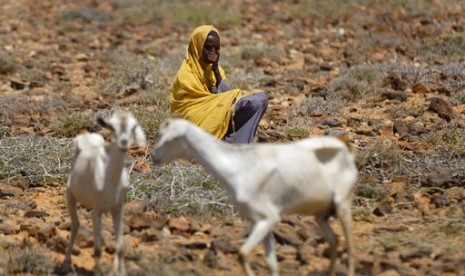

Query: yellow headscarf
<box><xmin>171</xmin><ymin>25</ymin><xmax>242</xmax><ymax>139</ymax></box>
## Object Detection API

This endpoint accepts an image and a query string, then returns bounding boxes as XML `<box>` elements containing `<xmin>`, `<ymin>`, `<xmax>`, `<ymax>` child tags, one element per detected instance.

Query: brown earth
<box><xmin>1</xmin><ymin>1</ymin><xmax>465</xmax><ymax>275</ymax></box>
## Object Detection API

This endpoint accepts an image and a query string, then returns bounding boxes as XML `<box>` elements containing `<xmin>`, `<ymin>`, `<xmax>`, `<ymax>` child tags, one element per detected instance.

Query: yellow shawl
<box><xmin>171</xmin><ymin>25</ymin><xmax>242</xmax><ymax>139</ymax></box>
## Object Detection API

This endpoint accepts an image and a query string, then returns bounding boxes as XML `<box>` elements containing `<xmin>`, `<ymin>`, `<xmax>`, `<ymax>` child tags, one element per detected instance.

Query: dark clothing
<box><xmin>216</xmin><ymin>81</ymin><xmax>268</xmax><ymax>144</ymax></box>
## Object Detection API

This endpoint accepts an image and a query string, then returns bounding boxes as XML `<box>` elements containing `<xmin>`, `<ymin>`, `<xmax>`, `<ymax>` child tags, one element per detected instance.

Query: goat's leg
<box><xmin>91</xmin><ymin>210</ymin><xmax>103</xmax><ymax>276</ymax></box>
<box><xmin>62</xmin><ymin>192</ymin><xmax>79</xmax><ymax>272</ymax></box>
<box><xmin>111</xmin><ymin>207</ymin><xmax>125</xmax><ymax>275</ymax></box>
<box><xmin>316</xmin><ymin>215</ymin><xmax>338</xmax><ymax>276</ymax></box>
<box><xmin>239</xmin><ymin>219</ymin><xmax>278</xmax><ymax>276</ymax></box>
<box><xmin>264</xmin><ymin>232</ymin><xmax>278</xmax><ymax>276</ymax></box>
<box><xmin>337</xmin><ymin>201</ymin><xmax>355</xmax><ymax>276</ymax></box>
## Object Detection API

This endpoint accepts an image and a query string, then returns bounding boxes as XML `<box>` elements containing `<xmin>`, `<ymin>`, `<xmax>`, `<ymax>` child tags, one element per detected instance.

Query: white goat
<box><xmin>151</xmin><ymin>118</ymin><xmax>357</xmax><ymax>276</ymax></box>
<box><xmin>63</xmin><ymin>111</ymin><xmax>146</xmax><ymax>275</ymax></box>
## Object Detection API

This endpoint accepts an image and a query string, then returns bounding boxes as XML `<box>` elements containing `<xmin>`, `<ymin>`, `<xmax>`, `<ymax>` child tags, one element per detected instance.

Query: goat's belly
<box><xmin>286</xmin><ymin>200</ymin><xmax>332</xmax><ymax>215</ymax></box>
<box><xmin>69</xmin><ymin>185</ymin><xmax>122</xmax><ymax>210</ymax></box>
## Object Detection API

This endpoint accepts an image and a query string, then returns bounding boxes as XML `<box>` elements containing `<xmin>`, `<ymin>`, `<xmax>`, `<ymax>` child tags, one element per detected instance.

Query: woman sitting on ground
<box><xmin>170</xmin><ymin>25</ymin><xmax>268</xmax><ymax>144</ymax></box>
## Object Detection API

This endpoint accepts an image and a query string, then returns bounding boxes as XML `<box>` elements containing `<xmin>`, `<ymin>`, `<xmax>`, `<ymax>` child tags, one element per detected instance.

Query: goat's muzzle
<box><xmin>150</xmin><ymin>150</ymin><xmax>161</xmax><ymax>165</ymax></box>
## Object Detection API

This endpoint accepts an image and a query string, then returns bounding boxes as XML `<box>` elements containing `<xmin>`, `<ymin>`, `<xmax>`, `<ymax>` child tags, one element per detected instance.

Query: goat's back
<box><xmin>292</xmin><ymin>136</ymin><xmax>356</xmax><ymax>203</ymax></box>
<box><xmin>68</xmin><ymin>133</ymin><xmax>112</xmax><ymax>208</ymax></box>
<box><xmin>233</xmin><ymin>136</ymin><xmax>357</xmax><ymax>216</ymax></box>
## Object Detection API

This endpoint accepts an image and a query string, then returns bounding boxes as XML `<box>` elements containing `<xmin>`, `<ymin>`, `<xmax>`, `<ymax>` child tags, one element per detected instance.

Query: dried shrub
<box><xmin>426</xmin><ymin>34</ymin><xmax>465</xmax><ymax>58</ymax></box>
<box><xmin>355</xmin><ymin>183</ymin><xmax>389</xmax><ymax>201</ymax></box>
<box><xmin>51</xmin><ymin>112</ymin><xmax>95</xmax><ymax>138</ymax></box>
<box><xmin>284</xmin><ymin>127</ymin><xmax>309</xmax><ymax>140</ymax></box>
<box><xmin>240</xmin><ymin>44</ymin><xmax>284</xmax><ymax>65</ymax></box>
<box><xmin>386</xmin><ymin>103</ymin><xmax>425</xmax><ymax>119</ymax></box>
<box><xmin>451</xmin><ymin>87</ymin><xmax>465</xmax><ymax>105</ymax></box>
<box><xmin>112</xmin><ymin>1</ymin><xmax>242</xmax><ymax>28</ymax></box>
<box><xmin>57</xmin><ymin>7</ymin><xmax>111</xmax><ymax>23</ymax></box>
<box><xmin>6</xmin><ymin>238</ymin><xmax>54</xmax><ymax>275</ymax></box>
<box><xmin>0</xmin><ymin>136</ymin><xmax>73</xmax><ymax>188</ymax></box>
<box><xmin>95</xmin><ymin>52</ymin><xmax>178</xmax><ymax>103</ymax></box>
<box><xmin>225</xmin><ymin>70</ymin><xmax>270</xmax><ymax>91</ymax></box>
<box><xmin>380</xmin><ymin>62</ymin><xmax>465</xmax><ymax>92</ymax></box>
<box><xmin>129</xmin><ymin>163</ymin><xmax>234</xmax><ymax>219</ymax></box>
<box><xmin>423</xmin><ymin>125</ymin><xmax>465</xmax><ymax>156</ymax></box>
<box><xmin>131</xmin><ymin>107</ymin><xmax>169</xmax><ymax>144</ymax></box>
<box><xmin>0</xmin><ymin>51</ymin><xmax>16</xmax><ymax>75</ymax></box>
<box><xmin>328</xmin><ymin>64</ymin><xmax>384</xmax><ymax>100</ymax></box>
<box><xmin>300</xmin><ymin>93</ymin><xmax>346</xmax><ymax>116</ymax></box>
<box><xmin>356</xmin><ymin>138</ymin><xmax>411</xmax><ymax>183</ymax></box>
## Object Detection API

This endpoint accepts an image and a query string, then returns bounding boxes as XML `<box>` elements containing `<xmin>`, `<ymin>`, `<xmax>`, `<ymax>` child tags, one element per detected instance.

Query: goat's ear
<box><xmin>134</xmin><ymin>124</ymin><xmax>147</xmax><ymax>148</ymax></box>
<box><xmin>97</xmin><ymin>116</ymin><xmax>113</xmax><ymax>131</ymax></box>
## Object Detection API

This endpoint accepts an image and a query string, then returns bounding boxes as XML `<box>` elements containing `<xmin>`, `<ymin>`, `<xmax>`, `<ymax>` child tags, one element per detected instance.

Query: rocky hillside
<box><xmin>0</xmin><ymin>0</ymin><xmax>464</xmax><ymax>275</ymax></box>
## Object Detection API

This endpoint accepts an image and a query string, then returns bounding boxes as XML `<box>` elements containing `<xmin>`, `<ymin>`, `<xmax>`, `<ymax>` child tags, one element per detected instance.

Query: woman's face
<box><xmin>202</xmin><ymin>31</ymin><xmax>220</xmax><ymax>64</ymax></box>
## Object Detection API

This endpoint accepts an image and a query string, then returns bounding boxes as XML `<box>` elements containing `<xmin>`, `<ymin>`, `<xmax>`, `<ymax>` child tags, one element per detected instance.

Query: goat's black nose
<box><xmin>120</xmin><ymin>139</ymin><xmax>128</xmax><ymax>147</ymax></box>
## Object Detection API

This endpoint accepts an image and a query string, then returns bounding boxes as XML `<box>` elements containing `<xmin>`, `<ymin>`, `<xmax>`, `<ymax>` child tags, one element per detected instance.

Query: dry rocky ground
<box><xmin>1</xmin><ymin>1</ymin><xmax>465</xmax><ymax>275</ymax></box>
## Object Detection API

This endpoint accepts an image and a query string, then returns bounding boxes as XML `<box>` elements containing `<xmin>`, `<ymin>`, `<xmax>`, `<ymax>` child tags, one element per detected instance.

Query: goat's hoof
<box><xmin>54</xmin><ymin>262</ymin><xmax>70</xmax><ymax>275</ymax></box>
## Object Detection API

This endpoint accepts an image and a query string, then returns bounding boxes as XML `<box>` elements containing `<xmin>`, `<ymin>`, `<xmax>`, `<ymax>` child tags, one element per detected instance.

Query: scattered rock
<box><xmin>373</xmin><ymin>200</ymin><xmax>393</xmax><ymax>216</ymax></box>
<box><xmin>373</xmin><ymin>223</ymin><xmax>409</xmax><ymax>234</ymax></box>
<box><xmin>319</xmin><ymin>118</ymin><xmax>343</xmax><ymax>128</ymax></box>
<box><xmin>400</xmin><ymin>248</ymin><xmax>432</xmax><ymax>261</ymax></box>
<box><xmin>324</xmin><ymin>128</ymin><xmax>348</xmax><ymax>137</ymax></box>
<box><xmin>393</xmin><ymin>120</ymin><xmax>408</xmax><ymax>137</ymax></box>
<box><xmin>0</xmin><ymin>185</ymin><xmax>22</xmax><ymax>198</ymax></box>
<box><xmin>276</xmin><ymin>244</ymin><xmax>297</xmax><ymax>261</ymax></box>
<box><xmin>168</xmin><ymin>216</ymin><xmax>192</xmax><ymax>233</ymax></box>
<box><xmin>47</xmin><ymin>235</ymin><xmax>78</xmax><ymax>254</ymax></box>
<box><xmin>24</xmin><ymin>210</ymin><xmax>49</xmax><ymax>218</ymax></box>
<box><xmin>422</xmin><ymin>166</ymin><xmax>454</xmax><ymax>188</ymax></box>
<box><xmin>428</xmin><ymin>97</ymin><xmax>454</xmax><ymax>121</ymax></box>
<box><xmin>355</xmin><ymin>128</ymin><xmax>377</xmax><ymax>136</ymax></box>
<box><xmin>211</xmin><ymin>236</ymin><xmax>238</xmax><ymax>254</ymax></box>
<box><xmin>10</xmin><ymin>77</ymin><xmax>26</xmax><ymax>90</ymax></box>
<box><xmin>175</xmin><ymin>237</ymin><xmax>210</xmax><ymax>250</ymax></box>
<box><xmin>412</xmin><ymin>83</ymin><xmax>428</xmax><ymax>94</ymax></box>
<box><xmin>273</xmin><ymin>223</ymin><xmax>303</xmax><ymax>246</ymax></box>
<box><xmin>140</xmin><ymin>228</ymin><xmax>163</xmax><ymax>242</ymax></box>
<box><xmin>443</xmin><ymin>187</ymin><xmax>465</xmax><ymax>203</ymax></box>
<box><xmin>124</xmin><ymin>200</ymin><xmax>147</xmax><ymax>214</ymax></box>
<box><xmin>407</xmin><ymin>121</ymin><xmax>426</xmax><ymax>136</ymax></box>
<box><xmin>0</xmin><ymin>222</ymin><xmax>20</xmax><ymax>235</ymax></box>
<box><xmin>381</xmin><ymin>90</ymin><xmax>408</xmax><ymax>101</ymax></box>
<box><xmin>383</xmin><ymin>75</ymin><xmax>408</xmax><ymax>91</ymax></box>
<box><xmin>203</xmin><ymin>250</ymin><xmax>231</xmax><ymax>270</ymax></box>
<box><xmin>346</xmin><ymin>117</ymin><xmax>362</xmax><ymax>128</ymax></box>
<box><xmin>126</xmin><ymin>211</ymin><xmax>158</xmax><ymax>231</ymax></box>
<box><xmin>76</xmin><ymin>226</ymin><xmax>94</xmax><ymax>248</ymax></box>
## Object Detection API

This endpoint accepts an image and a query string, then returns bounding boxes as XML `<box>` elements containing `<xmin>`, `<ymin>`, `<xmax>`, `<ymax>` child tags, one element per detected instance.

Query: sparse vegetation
<box><xmin>356</xmin><ymin>138</ymin><xmax>412</xmax><ymax>183</ymax></box>
<box><xmin>328</xmin><ymin>64</ymin><xmax>385</xmax><ymax>100</ymax></box>
<box><xmin>6</xmin><ymin>238</ymin><xmax>54</xmax><ymax>275</ymax></box>
<box><xmin>51</xmin><ymin>112</ymin><xmax>95</xmax><ymax>138</ymax></box>
<box><xmin>240</xmin><ymin>44</ymin><xmax>283</xmax><ymax>65</ymax></box>
<box><xmin>300</xmin><ymin>94</ymin><xmax>347</xmax><ymax>116</ymax></box>
<box><xmin>0</xmin><ymin>51</ymin><xmax>16</xmax><ymax>75</ymax></box>
<box><xmin>112</xmin><ymin>0</ymin><xmax>242</xmax><ymax>28</ymax></box>
<box><xmin>129</xmin><ymin>163</ymin><xmax>234</xmax><ymax>218</ymax></box>
<box><xmin>1</xmin><ymin>0</ymin><xmax>465</xmax><ymax>274</ymax></box>
<box><xmin>387</xmin><ymin>103</ymin><xmax>425</xmax><ymax>119</ymax></box>
<box><xmin>0</xmin><ymin>136</ymin><xmax>72</xmax><ymax>188</ymax></box>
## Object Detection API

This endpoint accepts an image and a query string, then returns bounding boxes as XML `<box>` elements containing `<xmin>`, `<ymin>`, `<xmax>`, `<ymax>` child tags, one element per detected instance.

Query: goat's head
<box><xmin>98</xmin><ymin>111</ymin><xmax>147</xmax><ymax>151</ymax></box>
<box><xmin>150</xmin><ymin>118</ymin><xmax>190</xmax><ymax>165</ymax></box>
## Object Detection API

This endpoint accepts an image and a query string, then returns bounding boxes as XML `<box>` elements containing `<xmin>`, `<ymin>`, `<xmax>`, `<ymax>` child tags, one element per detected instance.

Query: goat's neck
<box><xmin>183</xmin><ymin>126</ymin><xmax>239</xmax><ymax>188</ymax></box>
<box><xmin>105</xmin><ymin>143</ymin><xmax>125</xmax><ymax>185</ymax></box>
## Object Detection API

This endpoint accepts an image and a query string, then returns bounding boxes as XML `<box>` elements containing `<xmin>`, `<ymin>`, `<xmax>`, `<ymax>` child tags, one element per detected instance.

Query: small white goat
<box><xmin>151</xmin><ymin>118</ymin><xmax>357</xmax><ymax>276</ymax></box>
<box><xmin>63</xmin><ymin>111</ymin><xmax>146</xmax><ymax>275</ymax></box>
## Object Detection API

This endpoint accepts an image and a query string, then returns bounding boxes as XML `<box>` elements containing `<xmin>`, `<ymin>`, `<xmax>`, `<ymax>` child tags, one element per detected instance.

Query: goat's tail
<box><xmin>336</xmin><ymin>134</ymin><xmax>353</xmax><ymax>152</ymax></box>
